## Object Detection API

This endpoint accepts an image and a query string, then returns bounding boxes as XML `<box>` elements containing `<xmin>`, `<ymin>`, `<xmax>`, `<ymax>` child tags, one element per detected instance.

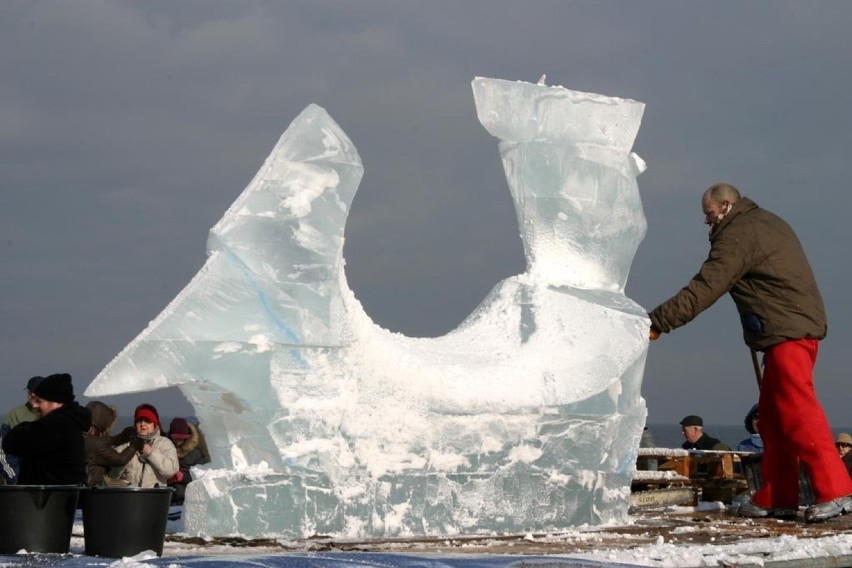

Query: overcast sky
<box><xmin>2</xmin><ymin>2</ymin><xmax>851</xmax><ymax>437</ymax></box>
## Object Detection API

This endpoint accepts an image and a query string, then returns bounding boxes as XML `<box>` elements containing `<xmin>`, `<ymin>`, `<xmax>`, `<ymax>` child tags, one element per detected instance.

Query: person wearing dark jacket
<box><xmin>649</xmin><ymin>183</ymin><xmax>852</xmax><ymax>522</ymax></box>
<box><xmin>1</xmin><ymin>373</ymin><xmax>91</xmax><ymax>485</ymax></box>
<box><xmin>84</xmin><ymin>401</ymin><xmax>143</xmax><ymax>486</ymax></box>
<box><xmin>167</xmin><ymin>417</ymin><xmax>211</xmax><ymax>503</ymax></box>
<box><xmin>679</xmin><ymin>415</ymin><xmax>730</xmax><ymax>450</ymax></box>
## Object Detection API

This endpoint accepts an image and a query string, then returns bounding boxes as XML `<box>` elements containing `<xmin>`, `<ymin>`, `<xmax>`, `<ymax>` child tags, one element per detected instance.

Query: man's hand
<box><xmin>649</xmin><ymin>326</ymin><xmax>661</xmax><ymax>341</ymax></box>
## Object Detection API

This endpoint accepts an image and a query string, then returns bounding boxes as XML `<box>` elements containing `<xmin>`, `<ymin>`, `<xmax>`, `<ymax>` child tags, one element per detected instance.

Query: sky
<box><xmin>2</xmin><ymin>1</ymin><xmax>852</xmax><ymax>431</ymax></box>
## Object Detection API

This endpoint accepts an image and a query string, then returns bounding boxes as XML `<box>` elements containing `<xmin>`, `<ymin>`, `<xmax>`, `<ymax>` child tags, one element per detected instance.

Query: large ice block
<box><xmin>86</xmin><ymin>77</ymin><xmax>650</xmax><ymax>539</ymax></box>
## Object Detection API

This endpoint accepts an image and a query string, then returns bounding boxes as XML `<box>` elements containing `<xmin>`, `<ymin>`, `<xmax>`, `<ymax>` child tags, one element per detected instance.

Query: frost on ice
<box><xmin>85</xmin><ymin>77</ymin><xmax>650</xmax><ymax>539</ymax></box>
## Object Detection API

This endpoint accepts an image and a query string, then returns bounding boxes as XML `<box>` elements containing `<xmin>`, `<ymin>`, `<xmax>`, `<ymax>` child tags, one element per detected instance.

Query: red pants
<box><xmin>752</xmin><ymin>338</ymin><xmax>852</xmax><ymax>509</ymax></box>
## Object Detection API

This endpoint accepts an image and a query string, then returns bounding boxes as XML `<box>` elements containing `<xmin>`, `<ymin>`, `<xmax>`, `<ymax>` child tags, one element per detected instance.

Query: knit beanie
<box><xmin>134</xmin><ymin>403</ymin><xmax>160</xmax><ymax>428</ymax></box>
<box><xmin>33</xmin><ymin>373</ymin><xmax>75</xmax><ymax>403</ymax></box>
<box><xmin>168</xmin><ymin>418</ymin><xmax>192</xmax><ymax>440</ymax></box>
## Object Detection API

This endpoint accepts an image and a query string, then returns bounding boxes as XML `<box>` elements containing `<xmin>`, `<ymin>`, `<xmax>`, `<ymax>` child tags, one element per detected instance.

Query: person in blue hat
<box><xmin>737</xmin><ymin>404</ymin><xmax>763</xmax><ymax>453</ymax></box>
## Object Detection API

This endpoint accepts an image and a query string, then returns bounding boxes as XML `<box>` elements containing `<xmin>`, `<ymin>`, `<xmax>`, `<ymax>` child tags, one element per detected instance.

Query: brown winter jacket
<box><xmin>84</xmin><ymin>434</ymin><xmax>139</xmax><ymax>486</ymax></box>
<box><xmin>84</xmin><ymin>402</ymin><xmax>142</xmax><ymax>486</ymax></box>
<box><xmin>649</xmin><ymin>197</ymin><xmax>826</xmax><ymax>351</ymax></box>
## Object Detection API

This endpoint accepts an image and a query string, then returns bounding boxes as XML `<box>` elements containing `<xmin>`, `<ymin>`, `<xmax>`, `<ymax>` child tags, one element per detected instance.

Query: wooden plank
<box><xmin>629</xmin><ymin>487</ymin><xmax>696</xmax><ymax>509</ymax></box>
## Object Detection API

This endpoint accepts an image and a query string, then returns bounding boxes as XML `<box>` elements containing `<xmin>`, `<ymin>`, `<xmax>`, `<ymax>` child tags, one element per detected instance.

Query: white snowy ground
<box><xmin>4</xmin><ymin>504</ymin><xmax>852</xmax><ymax>567</ymax></box>
<box><xmin>568</xmin><ymin>503</ymin><xmax>852</xmax><ymax>567</ymax></box>
<box><xmin>576</xmin><ymin>534</ymin><xmax>852</xmax><ymax>567</ymax></box>
<box><xmin>73</xmin><ymin>504</ymin><xmax>852</xmax><ymax>567</ymax></box>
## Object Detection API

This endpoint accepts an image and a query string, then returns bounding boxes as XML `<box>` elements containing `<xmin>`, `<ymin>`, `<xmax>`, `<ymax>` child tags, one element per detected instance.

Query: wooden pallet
<box><xmin>631</xmin><ymin>448</ymin><xmax>751</xmax><ymax>506</ymax></box>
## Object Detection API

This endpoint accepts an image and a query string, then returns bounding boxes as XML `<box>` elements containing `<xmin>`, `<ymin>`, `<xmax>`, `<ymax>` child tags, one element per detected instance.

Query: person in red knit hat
<box><xmin>112</xmin><ymin>403</ymin><xmax>178</xmax><ymax>487</ymax></box>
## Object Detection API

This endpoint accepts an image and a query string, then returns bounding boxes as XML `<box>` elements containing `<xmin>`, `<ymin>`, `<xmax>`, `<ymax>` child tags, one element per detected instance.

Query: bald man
<box><xmin>648</xmin><ymin>182</ymin><xmax>851</xmax><ymax>522</ymax></box>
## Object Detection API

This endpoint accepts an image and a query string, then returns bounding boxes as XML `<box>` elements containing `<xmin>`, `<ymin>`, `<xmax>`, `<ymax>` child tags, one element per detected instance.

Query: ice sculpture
<box><xmin>86</xmin><ymin>77</ymin><xmax>650</xmax><ymax>539</ymax></box>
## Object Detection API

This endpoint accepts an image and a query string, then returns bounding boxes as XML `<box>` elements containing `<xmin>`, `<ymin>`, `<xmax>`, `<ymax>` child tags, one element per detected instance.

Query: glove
<box><xmin>112</xmin><ymin>426</ymin><xmax>138</xmax><ymax>446</ymax></box>
<box><xmin>130</xmin><ymin>437</ymin><xmax>147</xmax><ymax>452</ymax></box>
<box><xmin>649</xmin><ymin>326</ymin><xmax>661</xmax><ymax>341</ymax></box>
<box><xmin>167</xmin><ymin>470</ymin><xmax>185</xmax><ymax>484</ymax></box>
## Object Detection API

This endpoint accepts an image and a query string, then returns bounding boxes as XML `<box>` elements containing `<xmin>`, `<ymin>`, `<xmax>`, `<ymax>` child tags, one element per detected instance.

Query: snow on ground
<box><xmin>573</xmin><ymin>533</ymin><xmax>852</xmax><ymax>567</ymax></box>
<box><xmin>4</xmin><ymin>506</ymin><xmax>852</xmax><ymax>567</ymax></box>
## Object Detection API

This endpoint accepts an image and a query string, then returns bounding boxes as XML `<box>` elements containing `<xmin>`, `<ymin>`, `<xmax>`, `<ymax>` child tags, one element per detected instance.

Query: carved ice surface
<box><xmin>86</xmin><ymin>77</ymin><xmax>650</xmax><ymax>539</ymax></box>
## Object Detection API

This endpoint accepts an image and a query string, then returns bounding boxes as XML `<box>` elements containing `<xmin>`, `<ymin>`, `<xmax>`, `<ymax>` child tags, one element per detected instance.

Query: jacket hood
<box><xmin>86</xmin><ymin>401</ymin><xmax>117</xmax><ymax>434</ymax></box>
<box><xmin>175</xmin><ymin>423</ymin><xmax>202</xmax><ymax>458</ymax></box>
<box><xmin>744</xmin><ymin>403</ymin><xmax>759</xmax><ymax>434</ymax></box>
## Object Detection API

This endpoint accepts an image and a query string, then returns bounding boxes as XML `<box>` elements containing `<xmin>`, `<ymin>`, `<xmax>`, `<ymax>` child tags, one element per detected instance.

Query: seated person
<box><xmin>680</xmin><ymin>415</ymin><xmax>731</xmax><ymax>450</ymax></box>
<box><xmin>737</xmin><ymin>404</ymin><xmax>763</xmax><ymax>453</ymax></box>
<box><xmin>166</xmin><ymin>417</ymin><xmax>211</xmax><ymax>504</ymax></box>
<box><xmin>113</xmin><ymin>404</ymin><xmax>178</xmax><ymax>487</ymax></box>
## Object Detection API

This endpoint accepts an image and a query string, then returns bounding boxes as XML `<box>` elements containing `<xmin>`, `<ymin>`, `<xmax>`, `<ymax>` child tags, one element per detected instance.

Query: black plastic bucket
<box><xmin>0</xmin><ymin>485</ymin><xmax>80</xmax><ymax>554</ymax></box>
<box><xmin>79</xmin><ymin>486</ymin><xmax>174</xmax><ymax>557</ymax></box>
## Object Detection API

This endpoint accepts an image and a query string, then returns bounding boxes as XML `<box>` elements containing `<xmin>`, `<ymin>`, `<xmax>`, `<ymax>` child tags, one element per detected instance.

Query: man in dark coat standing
<box><xmin>2</xmin><ymin>373</ymin><xmax>91</xmax><ymax>485</ymax></box>
<box><xmin>649</xmin><ymin>183</ymin><xmax>852</xmax><ymax>522</ymax></box>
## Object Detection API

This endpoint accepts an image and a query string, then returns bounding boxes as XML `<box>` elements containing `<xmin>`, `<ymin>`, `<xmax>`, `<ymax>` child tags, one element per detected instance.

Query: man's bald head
<box><xmin>703</xmin><ymin>182</ymin><xmax>741</xmax><ymax>206</ymax></box>
<box><xmin>702</xmin><ymin>183</ymin><xmax>741</xmax><ymax>234</ymax></box>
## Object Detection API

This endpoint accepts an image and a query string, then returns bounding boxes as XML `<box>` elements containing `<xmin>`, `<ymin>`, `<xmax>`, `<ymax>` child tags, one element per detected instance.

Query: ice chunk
<box><xmin>472</xmin><ymin>77</ymin><xmax>647</xmax><ymax>291</ymax></box>
<box><xmin>86</xmin><ymin>77</ymin><xmax>650</xmax><ymax>539</ymax></box>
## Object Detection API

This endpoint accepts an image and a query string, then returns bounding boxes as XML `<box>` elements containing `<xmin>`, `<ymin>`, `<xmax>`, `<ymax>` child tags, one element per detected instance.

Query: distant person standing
<box><xmin>1</xmin><ymin>376</ymin><xmax>44</xmax><ymax>483</ymax></box>
<box><xmin>167</xmin><ymin>417</ymin><xmax>211</xmax><ymax>503</ymax></box>
<box><xmin>114</xmin><ymin>404</ymin><xmax>178</xmax><ymax>487</ymax></box>
<box><xmin>185</xmin><ymin>416</ymin><xmax>212</xmax><ymax>464</ymax></box>
<box><xmin>737</xmin><ymin>404</ymin><xmax>763</xmax><ymax>453</ymax></box>
<box><xmin>679</xmin><ymin>415</ymin><xmax>730</xmax><ymax>450</ymax></box>
<box><xmin>835</xmin><ymin>433</ymin><xmax>852</xmax><ymax>478</ymax></box>
<box><xmin>2</xmin><ymin>373</ymin><xmax>91</xmax><ymax>485</ymax></box>
<box><xmin>84</xmin><ymin>401</ymin><xmax>143</xmax><ymax>487</ymax></box>
<box><xmin>634</xmin><ymin>426</ymin><xmax>659</xmax><ymax>471</ymax></box>
<box><xmin>3</xmin><ymin>376</ymin><xmax>43</xmax><ymax>428</ymax></box>
<box><xmin>649</xmin><ymin>182</ymin><xmax>852</xmax><ymax>522</ymax></box>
